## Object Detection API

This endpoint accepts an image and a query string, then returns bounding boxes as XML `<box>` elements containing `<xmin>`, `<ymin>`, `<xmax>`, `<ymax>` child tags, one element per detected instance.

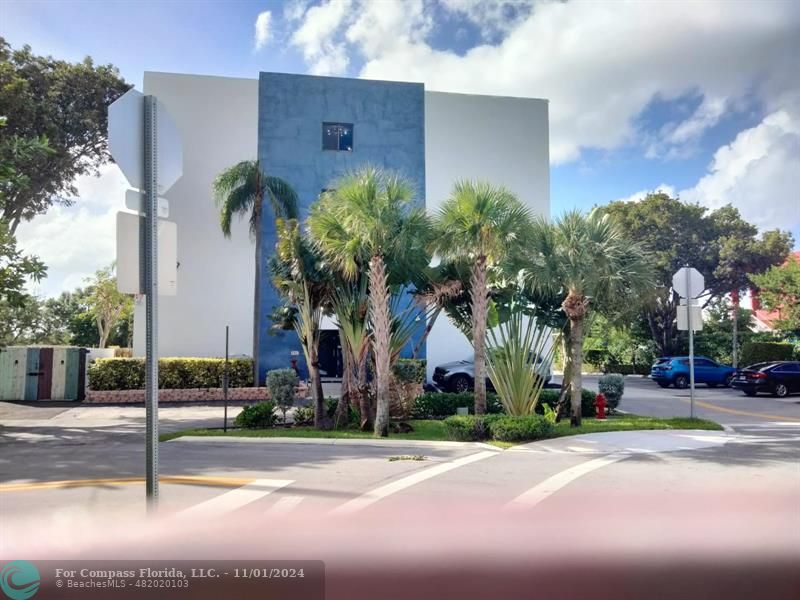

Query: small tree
<box><xmin>750</xmin><ymin>255</ymin><xmax>800</xmax><ymax>336</ymax></box>
<box><xmin>85</xmin><ymin>265</ymin><xmax>132</xmax><ymax>348</ymax></box>
<box><xmin>266</xmin><ymin>368</ymin><xmax>298</xmax><ymax>424</ymax></box>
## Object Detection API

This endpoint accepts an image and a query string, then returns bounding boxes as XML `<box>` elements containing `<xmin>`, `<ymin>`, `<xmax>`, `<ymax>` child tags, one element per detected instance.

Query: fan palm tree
<box><xmin>434</xmin><ymin>181</ymin><xmax>533</xmax><ymax>415</ymax></box>
<box><xmin>308</xmin><ymin>166</ymin><xmax>431</xmax><ymax>437</ymax></box>
<box><xmin>522</xmin><ymin>209</ymin><xmax>654</xmax><ymax>426</ymax></box>
<box><xmin>212</xmin><ymin>160</ymin><xmax>298</xmax><ymax>385</ymax></box>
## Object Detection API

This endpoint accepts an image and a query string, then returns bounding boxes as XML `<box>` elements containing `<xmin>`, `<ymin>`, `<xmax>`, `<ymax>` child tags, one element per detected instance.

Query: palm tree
<box><xmin>212</xmin><ymin>160</ymin><xmax>298</xmax><ymax>385</ymax></box>
<box><xmin>434</xmin><ymin>181</ymin><xmax>533</xmax><ymax>415</ymax></box>
<box><xmin>271</xmin><ymin>217</ymin><xmax>331</xmax><ymax>428</ymax></box>
<box><xmin>308</xmin><ymin>166</ymin><xmax>431</xmax><ymax>437</ymax></box>
<box><xmin>523</xmin><ymin>209</ymin><xmax>653</xmax><ymax>426</ymax></box>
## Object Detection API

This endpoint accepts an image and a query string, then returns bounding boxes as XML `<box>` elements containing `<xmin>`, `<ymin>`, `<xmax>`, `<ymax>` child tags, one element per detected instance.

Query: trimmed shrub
<box><xmin>412</xmin><ymin>392</ymin><xmax>504</xmax><ymax>419</ymax></box>
<box><xmin>536</xmin><ymin>388</ymin><xmax>595</xmax><ymax>417</ymax></box>
<box><xmin>293</xmin><ymin>406</ymin><xmax>315</xmax><ymax>426</ymax></box>
<box><xmin>598</xmin><ymin>374</ymin><xmax>625</xmax><ymax>411</ymax></box>
<box><xmin>443</xmin><ymin>415</ymin><xmax>498</xmax><ymax>441</ymax></box>
<box><xmin>88</xmin><ymin>357</ymin><xmax>254</xmax><ymax>391</ymax></box>
<box><xmin>489</xmin><ymin>415</ymin><xmax>553</xmax><ymax>442</ymax></box>
<box><xmin>234</xmin><ymin>401</ymin><xmax>277</xmax><ymax>429</ymax></box>
<box><xmin>740</xmin><ymin>342</ymin><xmax>795</xmax><ymax>367</ymax></box>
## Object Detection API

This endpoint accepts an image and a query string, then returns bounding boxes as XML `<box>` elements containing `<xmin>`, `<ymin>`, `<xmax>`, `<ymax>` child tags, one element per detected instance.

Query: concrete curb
<box><xmin>168</xmin><ymin>436</ymin><xmax>493</xmax><ymax>451</ymax></box>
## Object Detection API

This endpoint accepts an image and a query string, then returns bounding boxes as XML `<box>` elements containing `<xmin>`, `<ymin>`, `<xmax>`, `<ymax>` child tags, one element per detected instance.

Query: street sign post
<box><xmin>673</xmin><ymin>266</ymin><xmax>705</xmax><ymax>419</ymax></box>
<box><xmin>109</xmin><ymin>89</ymin><xmax>182</xmax><ymax>509</ymax></box>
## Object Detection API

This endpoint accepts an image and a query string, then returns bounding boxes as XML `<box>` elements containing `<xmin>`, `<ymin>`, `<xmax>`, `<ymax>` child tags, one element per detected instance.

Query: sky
<box><xmin>3</xmin><ymin>0</ymin><xmax>799</xmax><ymax>297</ymax></box>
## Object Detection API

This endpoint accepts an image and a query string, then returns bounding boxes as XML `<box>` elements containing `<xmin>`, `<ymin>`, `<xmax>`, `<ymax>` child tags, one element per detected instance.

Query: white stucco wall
<box><xmin>424</xmin><ymin>91</ymin><xmax>550</xmax><ymax>379</ymax></box>
<box><xmin>133</xmin><ymin>73</ymin><xmax>257</xmax><ymax>359</ymax></box>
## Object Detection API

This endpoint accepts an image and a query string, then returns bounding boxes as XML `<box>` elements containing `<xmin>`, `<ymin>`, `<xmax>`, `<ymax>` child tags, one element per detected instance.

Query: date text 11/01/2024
<box><xmin>54</xmin><ymin>567</ymin><xmax>307</xmax><ymax>579</ymax></box>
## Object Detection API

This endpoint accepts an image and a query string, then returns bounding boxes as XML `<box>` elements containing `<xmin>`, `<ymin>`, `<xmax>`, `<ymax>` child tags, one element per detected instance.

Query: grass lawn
<box><xmin>161</xmin><ymin>414</ymin><xmax>721</xmax><ymax>445</ymax></box>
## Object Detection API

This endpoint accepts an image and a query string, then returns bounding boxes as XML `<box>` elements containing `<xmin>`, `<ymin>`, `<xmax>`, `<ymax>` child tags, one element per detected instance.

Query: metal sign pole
<box><xmin>144</xmin><ymin>95</ymin><xmax>159</xmax><ymax>507</ymax></box>
<box><xmin>686</xmin><ymin>267</ymin><xmax>695</xmax><ymax>419</ymax></box>
<box><xmin>224</xmin><ymin>325</ymin><xmax>229</xmax><ymax>432</ymax></box>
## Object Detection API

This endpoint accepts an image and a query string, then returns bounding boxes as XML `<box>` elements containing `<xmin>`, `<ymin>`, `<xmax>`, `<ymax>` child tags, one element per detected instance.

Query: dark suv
<box><xmin>432</xmin><ymin>357</ymin><xmax>552</xmax><ymax>393</ymax></box>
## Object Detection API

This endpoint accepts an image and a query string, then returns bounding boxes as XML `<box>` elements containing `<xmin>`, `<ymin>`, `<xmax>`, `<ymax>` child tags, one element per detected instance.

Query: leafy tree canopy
<box><xmin>750</xmin><ymin>255</ymin><xmax>800</xmax><ymax>336</ymax></box>
<box><xmin>0</xmin><ymin>37</ymin><xmax>129</xmax><ymax>233</ymax></box>
<box><xmin>603</xmin><ymin>193</ymin><xmax>793</xmax><ymax>354</ymax></box>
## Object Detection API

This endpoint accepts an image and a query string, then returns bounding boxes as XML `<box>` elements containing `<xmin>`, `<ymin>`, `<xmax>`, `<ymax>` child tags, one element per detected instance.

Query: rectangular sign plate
<box><xmin>116</xmin><ymin>211</ymin><xmax>178</xmax><ymax>296</ymax></box>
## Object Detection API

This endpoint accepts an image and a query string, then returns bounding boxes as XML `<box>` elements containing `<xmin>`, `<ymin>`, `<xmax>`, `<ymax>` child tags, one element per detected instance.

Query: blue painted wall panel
<box><xmin>257</xmin><ymin>73</ymin><xmax>426</xmax><ymax>382</ymax></box>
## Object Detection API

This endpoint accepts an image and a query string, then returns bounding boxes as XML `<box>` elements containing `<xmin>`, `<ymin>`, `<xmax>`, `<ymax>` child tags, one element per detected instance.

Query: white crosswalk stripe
<box><xmin>331</xmin><ymin>450</ymin><xmax>497</xmax><ymax>515</ymax></box>
<box><xmin>265</xmin><ymin>495</ymin><xmax>304</xmax><ymax>516</ymax></box>
<box><xmin>179</xmin><ymin>479</ymin><xmax>293</xmax><ymax>517</ymax></box>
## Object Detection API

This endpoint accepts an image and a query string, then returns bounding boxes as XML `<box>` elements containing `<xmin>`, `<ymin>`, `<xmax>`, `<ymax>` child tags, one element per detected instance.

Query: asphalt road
<box><xmin>1</xmin><ymin>377</ymin><xmax>798</xmax><ymax>597</ymax></box>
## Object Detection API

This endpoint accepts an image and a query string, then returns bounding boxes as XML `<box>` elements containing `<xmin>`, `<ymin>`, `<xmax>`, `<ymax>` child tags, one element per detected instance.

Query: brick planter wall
<box><xmin>85</xmin><ymin>384</ymin><xmax>308</xmax><ymax>404</ymax></box>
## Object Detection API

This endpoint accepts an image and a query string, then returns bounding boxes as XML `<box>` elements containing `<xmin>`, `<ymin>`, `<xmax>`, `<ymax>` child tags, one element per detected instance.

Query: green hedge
<box><xmin>443</xmin><ymin>414</ymin><xmax>553</xmax><ymax>442</ymax></box>
<box><xmin>393</xmin><ymin>359</ymin><xmax>426</xmax><ymax>384</ymax></box>
<box><xmin>235</xmin><ymin>401</ymin><xmax>277</xmax><ymax>428</ymax></box>
<box><xmin>412</xmin><ymin>389</ymin><xmax>595</xmax><ymax>419</ymax></box>
<box><xmin>88</xmin><ymin>357</ymin><xmax>254</xmax><ymax>391</ymax></box>
<box><xmin>740</xmin><ymin>342</ymin><xmax>795</xmax><ymax>367</ymax></box>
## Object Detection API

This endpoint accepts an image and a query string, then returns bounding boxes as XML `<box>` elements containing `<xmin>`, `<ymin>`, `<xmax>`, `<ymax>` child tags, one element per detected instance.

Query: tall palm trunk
<box><xmin>568</xmin><ymin>316</ymin><xmax>584</xmax><ymax>427</ymax></box>
<box><xmin>310</xmin><ymin>345</ymin><xmax>326</xmax><ymax>429</ymax></box>
<box><xmin>471</xmin><ymin>256</ymin><xmax>488</xmax><ymax>415</ymax></box>
<box><xmin>358</xmin><ymin>352</ymin><xmax>372</xmax><ymax>431</ymax></box>
<box><xmin>252</xmin><ymin>205</ymin><xmax>262</xmax><ymax>387</ymax></box>
<box><xmin>336</xmin><ymin>339</ymin><xmax>354</xmax><ymax>429</ymax></box>
<box><xmin>555</xmin><ymin>328</ymin><xmax>572</xmax><ymax>422</ymax></box>
<box><xmin>370</xmin><ymin>255</ymin><xmax>392</xmax><ymax>437</ymax></box>
<box><xmin>413</xmin><ymin>305</ymin><xmax>442</xmax><ymax>358</ymax></box>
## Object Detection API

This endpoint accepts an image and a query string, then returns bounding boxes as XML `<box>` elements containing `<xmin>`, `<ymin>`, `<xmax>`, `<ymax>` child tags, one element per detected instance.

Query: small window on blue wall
<box><xmin>323</xmin><ymin>122</ymin><xmax>353</xmax><ymax>151</ymax></box>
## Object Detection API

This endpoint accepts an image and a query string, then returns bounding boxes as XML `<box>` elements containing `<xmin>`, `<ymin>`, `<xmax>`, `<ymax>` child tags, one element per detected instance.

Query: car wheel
<box><xmin>724</xmin><ymin>374</ymin><xmax>735</xmax><ymax>387</ymax></box>
<box><xmin>773</xmin><ymin>383</ymin><xmax>789</xmax><ymax>398</ymax></box>
<box><xmin>674</xmin><ymin>375</ymin><xmax>689</xmax><ymax>389</ymax></box>
<box><xmin>744</xmin><ymin>390</ymin><xmax>757</xmax><ymax>397</ymax></box>
<box><xmin>449</xmin><ymin>374</ymin><xmax>472</xmax><ymax>394</ymax></box>
<box><xmin>656</xmin><ymin>381</ymin><xmax>671</xmax><ymax>388</ymax></box>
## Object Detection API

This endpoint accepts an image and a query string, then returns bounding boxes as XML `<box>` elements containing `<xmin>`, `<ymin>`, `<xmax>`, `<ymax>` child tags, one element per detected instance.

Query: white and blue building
<box><xmin>133</xmin><ymin>71</ymin><xmax>550</xmax><ymax>383</ymax></box>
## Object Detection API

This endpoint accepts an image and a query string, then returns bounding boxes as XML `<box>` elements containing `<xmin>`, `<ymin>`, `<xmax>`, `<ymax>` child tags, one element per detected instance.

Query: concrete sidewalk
<box><xmin>509</xmin><ymin>429</ymin><xmax>731</xmax><ymax>455</ymax></box>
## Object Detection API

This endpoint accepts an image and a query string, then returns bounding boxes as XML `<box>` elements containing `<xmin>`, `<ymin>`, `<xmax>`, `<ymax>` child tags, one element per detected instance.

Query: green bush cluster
<box><xmin>443</xmin><ymin>414</ymin><xmax>553</xmax><ymax>442</ymax></box>
<box><xmin>234</xmin><ymin>401</ymin><xmax>277</xmax><ymax>429</ymax></box>
<box><xmin>740</xmin><ymin>342</ymin><xmax>795</xmax><ymax>367</ymax></box>
<box><xmin>411</xmin><ymin>392</ymin><xmax>504</xmax><ymax>419</ymax></box>
<box><xmin>598</xmin><ymin>373</ymin><xmax>625</xmax><ymax>410</ymax></box>
<box><xmin>536</xmin><ymin>388</ymin><xmax>596</xmax><ymax>418</ymax></box>
<box><xmin>412</xmin><ymin>389</ymin><xmax>596</xmax><ymax>419</ymax></box>
<box><xmin>392</xmin><ymin>359</ymin><xmax>426</xmax><ymax>384</ymax></box>
<box><xmin>88</xmin><ymin>357</ymin><xmax>254</xmax><ymax>391</ymax></box>
<box><xmin>293</xmin><ymin>406</ymin><xmax>315</xmax><ymax>426</ymax></box>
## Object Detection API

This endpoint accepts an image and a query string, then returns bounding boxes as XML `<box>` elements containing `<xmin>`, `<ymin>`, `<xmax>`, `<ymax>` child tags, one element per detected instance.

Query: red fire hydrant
<box><xmin>594</xmin><ymin>393</ymin><xmax>607</xmax><ymax>420</ymax></box>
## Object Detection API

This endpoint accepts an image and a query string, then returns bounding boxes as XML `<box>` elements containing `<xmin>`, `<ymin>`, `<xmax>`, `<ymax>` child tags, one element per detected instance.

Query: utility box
<box><xmin>0</xmin><ymin>346</ymin><xmax>87</xmax><ymax>401</ymax></box>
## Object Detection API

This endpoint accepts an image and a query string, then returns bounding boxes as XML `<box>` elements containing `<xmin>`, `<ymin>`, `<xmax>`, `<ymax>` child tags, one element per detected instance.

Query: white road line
<box><xmin>265</xmin><ymin>495</ymin><xmax>304</xmax><ymax>516</ymax></box>
<box><xmin>505</xmin><ymin>453</ymin><xmax>627</xmax><ymax>511</ymax></box>
<box><xmin>331</xmin><ymin>451</ymin><xmax>497</xmax><ymax>515</ymax></box>
<box><xmin>179</xmin><ymin>479</ymin><xmax>293</xmax><ymax>517</ymax></box>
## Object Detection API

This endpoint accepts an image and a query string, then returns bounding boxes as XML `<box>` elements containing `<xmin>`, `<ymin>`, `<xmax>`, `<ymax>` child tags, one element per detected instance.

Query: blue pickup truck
<box><xmin>650</xmin><ymin>356</ymin><xmax>737</xmax><ymax>389</ymax></box>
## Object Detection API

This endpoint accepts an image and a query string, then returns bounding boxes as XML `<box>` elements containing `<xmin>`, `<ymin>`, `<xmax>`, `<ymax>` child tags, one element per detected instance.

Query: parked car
<box><xmin>649</xmin><ymin>356</ymin><xmax>737</xmax><ymax>389</ymax></box>
<box><xmin>432</xmin><ymin>356</ymin><xmax>552</xmax><ymax>393</ymax></box>
<box><xmin>731</xmin><ymin>361</ymin><xmax>800</xmax><ymax>397</ymax></box>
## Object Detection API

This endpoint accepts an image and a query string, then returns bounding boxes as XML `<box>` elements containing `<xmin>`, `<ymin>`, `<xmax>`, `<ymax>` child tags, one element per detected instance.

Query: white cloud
<box><xmin>287</xmin><ymin>0</ymin><xmax>800</xmax><ymax>164</ymax></box>
<box><xmin>290</xmin><ymin>0</ymin><xmax>353</xmax><ymax>75</ymax></box>
<box><xmin>283</xmin><ymin>0</ymin><xmax>309</xmax><ymax>23</ymax></box>
<box><xmin>680</xmin><ymin>108</ymin><xmax>800</xmax><ymax>231</ymax></box>
<box><xmin>254</xmin><ymin>10</ymin><xmax>272</xmax><ymax>51</ymax></box>
<box><xmin>16</xmin><ymin>163</ymin><xmax>126</xmax><ymax>297</ymax></box>
<box><xmin>612</xmin><ymin>184</ymin><xmax>677</xmax><ymax>205</ymax></box>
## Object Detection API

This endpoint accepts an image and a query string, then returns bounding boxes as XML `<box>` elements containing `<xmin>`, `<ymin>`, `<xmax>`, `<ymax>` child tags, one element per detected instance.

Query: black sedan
<box><xmin>731</xmin><ymin>361</ymin><xmax>800</xmax><ymax>397</ymax></box>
